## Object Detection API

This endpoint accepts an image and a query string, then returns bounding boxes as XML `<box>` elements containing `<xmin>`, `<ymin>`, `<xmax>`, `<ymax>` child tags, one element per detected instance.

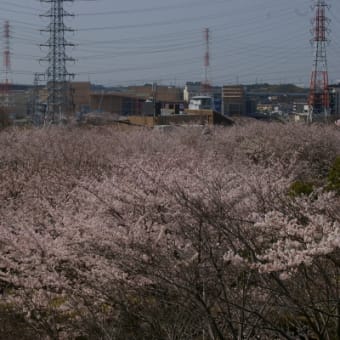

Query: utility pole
<box><xmin>152</xmin><ymin>82</ymin><xmax>157</xmax><ymax>117</ymax></box>
<box><xmin>308</xmin><ymin>0</ymin><xmax>330</xmax><ymax>122</ymax></box>
<box><xmin>40</xmin><ymin>0</ymin><xmax>75</xmax><ymax>124</ymax></box>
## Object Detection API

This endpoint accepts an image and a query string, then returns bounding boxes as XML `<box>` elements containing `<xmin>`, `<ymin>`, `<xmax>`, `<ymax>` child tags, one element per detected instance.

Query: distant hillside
<box><xmin>245</xmin><ymin>83</ymin><xmax>308</xmax><ymax>93</ymax></box>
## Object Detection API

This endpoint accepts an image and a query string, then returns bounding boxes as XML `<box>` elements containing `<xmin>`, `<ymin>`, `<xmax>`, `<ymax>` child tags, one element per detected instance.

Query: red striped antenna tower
<box><xmin>1</xmin><ymin>20</ymin><xmax>12</xmax><ymax>110</ymax></box>
<box><xmin>308</xmin><ymin>0</ymin><xmax>330</xmax><ymax>121</ymax></box>
<box><xmin>201</xmin><ymin>27</ymin><xmax>211</xmax><ymax>95</ymax></box>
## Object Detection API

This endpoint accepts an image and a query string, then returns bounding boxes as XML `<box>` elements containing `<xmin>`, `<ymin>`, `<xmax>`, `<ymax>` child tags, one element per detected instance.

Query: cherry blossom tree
<box><xmin>0</xmin><ymin>122</ymin><xmax>340</xmax><ymax>339</ymax></box>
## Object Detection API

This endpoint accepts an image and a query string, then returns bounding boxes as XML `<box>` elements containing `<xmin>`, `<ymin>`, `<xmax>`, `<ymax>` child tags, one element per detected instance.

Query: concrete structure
<box><xmin>189</xmin><ymin>96</ymin><xmax>214</xmax><ymax>110</ymax></box>
<box><xmin>126</xmin><ymin>84</ymin><xmax>182</xmax><ymax>103</ymax></box>
<box><xmin>71</xmin><ymin>82</ymin><xmax>91</xmax><ymax>113</ymax></box>
<box><xmin>0</xmin><ymin>84</ymin><xmax>35</xmax><ymax>119</ymax></box>
<box><xmin>222</xmin><ymin>85</ymin><xmax>246</xmax><ymax>116</ymax></box>
<box><xmin>183</xmin><ymin>82</ymin><xmax>221</xmax><ymax>103</ymax></box>
<box><xmin>222</xmin><ymin>85</ymin><xmax>257</xmax><ymax>116</ymax></box>
<box><xmin>11</xmin><ymin>90</ymin><xmax>31</xmax><ymax>118</ymax></box>
<box><xmin>293</xmin><ymin>102</ymin><xmax>309</xmax><ymax>114</ymax></box>
<box><xmin>257</xmin><ymin>103</ymin><xmax>274</xmax><ymax>114</ymax></box>
<box><xmin>127</xmin><ymin>110</ymin><xmax>233</xmax><ymax>127</ymax></box>
<box><xmin>293</xmin><ymin>112</ymin><xmax>310</xmax><ymax>123</ymax></box>
<box><xmin>292</xmin><ymin>102</ymin><xmax>310</xmax><ymax>122</ymax></box>
<box><xmin>90</xmin><ymin>92</ymin><xmax>143</xmax><ymax>115</ymax></box>
<box><xmin>330</xmin><ymin>85</ymin><xmax>340</xmax><ymax>116</ymax></box>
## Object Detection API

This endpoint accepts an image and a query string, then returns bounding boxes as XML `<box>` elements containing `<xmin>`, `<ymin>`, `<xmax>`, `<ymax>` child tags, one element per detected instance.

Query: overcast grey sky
<box><xmin>1</xmin><ymin>0</ymin><xmax>340</xmax><ymax>86</ymax></box>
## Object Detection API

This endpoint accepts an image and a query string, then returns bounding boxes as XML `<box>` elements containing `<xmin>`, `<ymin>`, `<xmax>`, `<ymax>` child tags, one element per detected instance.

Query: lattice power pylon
<box><xmin>308</xmin><ymin>0</ymin><xmax>330</xmax><ymax>121</ymax></box>
<box><xmin>40</xmin><ymin>0</ymin><xmax>75</xmax><ymax>124</ymax></box>
<box><xmin>1</xmin><ymin>20</ymin><xmax>12</xmax><ymax>111</ymax></box>
<box><xmin>201</xmin><ymin>28</ymin><xmax>212</xmax><ymax>95</ymax></box>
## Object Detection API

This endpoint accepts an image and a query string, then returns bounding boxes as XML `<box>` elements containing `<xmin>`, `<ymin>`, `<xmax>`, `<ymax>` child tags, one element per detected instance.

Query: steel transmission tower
<box><xmin>40</xmin><ymin>0</ymin><xmax>75</xmax><ymax>124</ymax></box>
<box><xmin>201</xmin><ymin>28</ymin><xmax>211</xmax><ymax>95</ymax></box>
<box><xmin>1</xmin><ymin>20</ymin><xmax>12</xmax><ymax>110</ymax></box>
<box><xmin>308</xmin><ymin>0</ymin><xmax>330</xmax><ymax>121</ymax></box>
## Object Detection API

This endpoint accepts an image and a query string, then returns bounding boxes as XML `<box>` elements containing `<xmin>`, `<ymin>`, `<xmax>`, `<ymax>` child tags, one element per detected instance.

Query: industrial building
<box><xmin>222</xmin><ymin>85</ymin><xmax>256</xmax><ymax>116</ymax></box>
<box><xmin>183</xmin><ymin>82</ymin><xmax>222</xmax><ymax>113</ymax></box>
<box><xmin>222</xmin><ymin>86</ymin><xmax>246</xmax><ymax>115</ymax></box>
<box><xmin>26</xmin><ymin>81</ymin><xmax>184</xmax><ymax>118</ymax></box>
<box><xmin>183</xmin><ymin>82</ymin><xmax>221</xmax><ymax>102</ymax></box>
<box><xmin>330</xmin><ymin>85</ymin><xmax>340</xmax><ymax>116</ymax></box>
<box><xmin>71</xmin><ymin>82</ymin><xmax>91</xmax><ymax>113</ymax></box>
<box><xmin>126</xmin><ymin>84</ymin><xmax>183</xmax><ymax>103</ymax></box>
<box><xmin>90</xmin><ymin>92</ymin><xmax>143</xmax><ymax>116</ymax></box>
<box><xmin>0</xmin><ymin>84</ymin><xmax>33</xmax><ymax>119</ymax></box>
